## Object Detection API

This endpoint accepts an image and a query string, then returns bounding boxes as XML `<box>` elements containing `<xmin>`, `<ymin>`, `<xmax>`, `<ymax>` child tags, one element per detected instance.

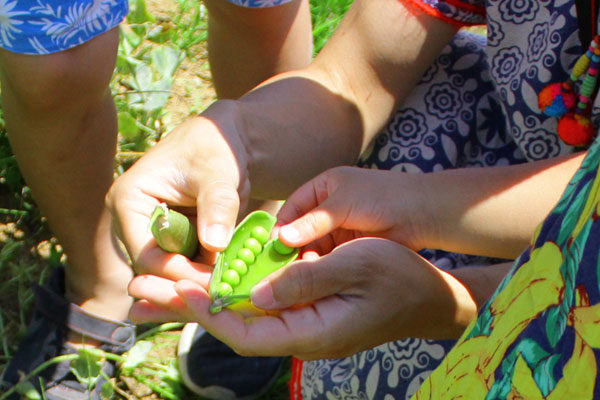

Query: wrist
<box><xmin>197</xmin><ymin>100</ymin><xmax>252</xmax><ymax>198</ymax></box>
<box><xmin>389</xmin><ymin>171</ymin><xmax>441</xmax><ymax>251</ymax></box>
<box><xmin>438</xmin><ymin>268</ymin><xmax>479</xmax><ymax>336</ymax></box>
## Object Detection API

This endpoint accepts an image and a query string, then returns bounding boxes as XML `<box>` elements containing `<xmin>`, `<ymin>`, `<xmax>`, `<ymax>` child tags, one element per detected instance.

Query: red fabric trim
<box><xmin>407</xmin><ymin>0</ymin><xmax>466</xmax><ymax>27</ymax></box>
<box><xmin>406</xmin><ymin>0</ymin><xmax>485</xmax><ymax>27</ymax></box>
<box><xmin>289</xmin><ymin>357</ymin><xmax>304</xmax><ymax>400</ymax></box>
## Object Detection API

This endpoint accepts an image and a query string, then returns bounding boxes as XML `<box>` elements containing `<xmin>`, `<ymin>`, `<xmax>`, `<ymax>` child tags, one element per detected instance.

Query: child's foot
<box><xmin>0</xmin><ymin>267</ymin><xmax>136</xmax><ymax>400</ymax></box>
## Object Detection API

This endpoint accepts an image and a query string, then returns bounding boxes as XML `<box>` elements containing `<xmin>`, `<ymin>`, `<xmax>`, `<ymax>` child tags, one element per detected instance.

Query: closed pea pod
<box><xmin>149</xmin><ymin>203</ymin><xmax>198</xmax><ymax>259</ymax></box>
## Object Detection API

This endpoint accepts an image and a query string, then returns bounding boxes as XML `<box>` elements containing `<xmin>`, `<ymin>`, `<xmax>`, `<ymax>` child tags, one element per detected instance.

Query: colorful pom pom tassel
<box><xmin>538</xmin><ymin>35</ymin><xmax>600</xmax><ymax>147</ymax></box>
<box><xmin>557</xmin><ymin>113</ymin><xmax>595</xmax><ymax>146</ymax></box>
<box><xmin>538</xmin><ymin>82</ymin><xmax>577</xmax><ymax>117</ymax></box>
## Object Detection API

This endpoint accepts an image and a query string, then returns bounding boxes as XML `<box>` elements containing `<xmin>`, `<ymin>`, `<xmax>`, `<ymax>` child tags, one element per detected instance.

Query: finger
<box><xmin>300</xmin><ymin>250</ymin><xmax>320</xmax><ymax>261</ymax></box>
<box><xmin>175</xmin><ymin>280</ymin><xmax>318</xmax><ymax>357</ymax></box>
<box><xmin>107</xmin><ymin>177</ymin><xmax>161</xmax><ymax>267</ymax></box>
<box><xmin>176</xmin><ymin>280</ymin><xmax>366</xmax><ymax>359</ymax></box>
<box><xmin>128</xmin><ymin>275</ymin><xmax>190</xmax><ymax>314</ymax></box>
<box><xmin>129</xmin><ymin>300</ymin><xmax>191</xmax><ymax>323</ymax></box>
<box><xmin>250</xmin><ymin>250</ymin><xmax>358</xmax><ymax>310</ymax></box>
<box><xmin>276</xmin><ymin>178</ymin><xmax>321</xmax><ymax>224</ymax></box>
<box><xmin>135</xmin><ymin>246</ymin><xmax>212</xmax><ymax>285</ymax></box>
<box><xmin>197</xmin><ymin>180</ymin><xmax>240</xmax><ymax>251</ymax></box>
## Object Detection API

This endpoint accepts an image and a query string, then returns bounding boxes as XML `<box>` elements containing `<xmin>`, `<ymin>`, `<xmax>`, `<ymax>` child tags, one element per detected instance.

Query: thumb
<box><xmin>197</xmin><ymin>180</ymin><xmax>240</xmax><ymax>251</ymax></box>
<box><xmin>250</xmin><ymin>254</ymin><xmax>351</xmax><ymax>310</ymax></box>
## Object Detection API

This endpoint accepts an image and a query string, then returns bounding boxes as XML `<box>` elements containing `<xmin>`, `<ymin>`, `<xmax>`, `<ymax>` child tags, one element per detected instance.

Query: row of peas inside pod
<box><xmin>149</xmin><ymin>205</ymin><xmax>298</xmax><ymax>315</ymax></box>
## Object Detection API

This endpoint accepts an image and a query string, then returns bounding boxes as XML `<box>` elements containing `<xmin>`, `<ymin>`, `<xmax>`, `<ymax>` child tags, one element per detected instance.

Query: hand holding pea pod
<box><xmin>149</xmin><ymin>204</ymin><xmax>298</xmax><ymax>314</ymax></box>
<box><xmin>128</xmin><ymin>238</ymin><xmax>477</xmax><ymax>360</ymax></box>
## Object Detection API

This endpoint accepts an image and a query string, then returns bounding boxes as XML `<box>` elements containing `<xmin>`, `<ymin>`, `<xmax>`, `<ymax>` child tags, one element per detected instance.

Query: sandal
<box><xmin>0</xmin><ymin>267</ymin><xmax>136</xmax><ymax>400</ymax></box>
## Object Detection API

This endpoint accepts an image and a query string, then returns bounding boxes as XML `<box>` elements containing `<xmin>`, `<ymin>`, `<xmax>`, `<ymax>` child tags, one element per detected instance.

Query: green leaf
<box><xmin>121</xmin><ymin>340</ymin><xmax>153</xmax><ymax>372</ymax></box>
<box><xmin>70</xmin><ymin>348</ymin><xmax>105</xmax><ymax>388</ymax></box>
<box><xmin>16</xmin><ymin>381</ymin><xmax>41</xmax><ymax>399</ymax></box>
<box><xmin>121</xmin><ymin>28</ymin><xmax>142</xmax><ymax>52</ymax></box>
<box><xmin>147</xmin><ymin>25</ymin><xmax>170</xmax><ymax>44</ymax></box>
<box><xmin>139</xmin><ymin>79</ymin><xmax>172</xmax><ymax>112</ymax></box>
<box><xmin>101</xmin><ymin>380</ymin><xmax>115</xmax><ymax>399</ymax></box>
<box><xmin>127</xmin><ymin>0</ymin><xmax>155</xmax><ymax>24</ymax></box>
<box><xmin>132</xmin><ymin>63</ymin><xmax>153</xmax><ymax>91</ymax></box>
<box><xmin>151</xmin><ymin>46</ymin><xmax>182</xmax><ymax>78</ymax></box>
<box><xmin>118</xmin><ymin>111</ymin><xmax>141</xmax><ymax>140</ymax></box>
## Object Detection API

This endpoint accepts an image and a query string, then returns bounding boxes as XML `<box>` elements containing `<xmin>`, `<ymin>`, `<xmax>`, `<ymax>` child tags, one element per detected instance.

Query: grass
<box><xmin>0</xmin><ymin>0</ymin><xmax>351</xmax><ymax>399</ymax></box>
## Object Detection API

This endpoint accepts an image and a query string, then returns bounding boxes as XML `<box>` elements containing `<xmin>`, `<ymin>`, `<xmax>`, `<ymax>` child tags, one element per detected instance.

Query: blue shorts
<box><xmin>0</xmin><ymin>0</ymin><xmax>293</xmax><ymax>55</ymax></box>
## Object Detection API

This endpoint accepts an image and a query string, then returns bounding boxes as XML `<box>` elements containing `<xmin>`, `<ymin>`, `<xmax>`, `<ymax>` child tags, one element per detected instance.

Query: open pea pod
<box><xmin>149</xmin><ymin>203</ymin><xmax>198</xmax><ymax>259</ymax></box>
<box><xmin>209</xmin><ymin>210</ymin><xmax>298</xmax><ymax>314</ymax></box>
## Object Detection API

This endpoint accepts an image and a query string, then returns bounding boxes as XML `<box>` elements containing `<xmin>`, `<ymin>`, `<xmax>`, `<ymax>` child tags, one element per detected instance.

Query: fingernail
<box><xmin>279</xmin><ymin>225</ymin><xmax>300</xmax><ymax>243</ymax></box>
<box><xmin>251</xmin><ymin>281</ymin><xmax>274</xmax><ymax>309</ymax></box>
<box><xmin>202</xmin><ymin>224</ymin><xmax>231</xmax><ymax>248</ymax></box>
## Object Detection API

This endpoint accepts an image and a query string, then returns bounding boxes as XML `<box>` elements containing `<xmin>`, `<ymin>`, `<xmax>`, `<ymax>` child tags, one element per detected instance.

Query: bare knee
<box><xmin>0</xmin><ymin>28</ymin><xmax>119</xmax><ymax>114</ymax></box>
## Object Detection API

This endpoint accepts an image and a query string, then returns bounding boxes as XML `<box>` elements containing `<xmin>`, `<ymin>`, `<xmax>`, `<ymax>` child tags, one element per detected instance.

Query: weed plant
<box><xmin>0</xmin><ymin>0</ymin><xmax>352</xmax><ymax>398</ymax></box>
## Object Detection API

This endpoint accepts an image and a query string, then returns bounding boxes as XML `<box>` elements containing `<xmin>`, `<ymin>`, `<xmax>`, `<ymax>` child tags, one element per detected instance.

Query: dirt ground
<box><xmin>147</xmin><ymin>0</ymin><xmax>218</xmax><ymax>125</ymax></box>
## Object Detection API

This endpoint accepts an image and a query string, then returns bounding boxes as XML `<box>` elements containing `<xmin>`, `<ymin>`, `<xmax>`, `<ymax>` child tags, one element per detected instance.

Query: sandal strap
<box><xmin>33</xmin><ymin>269</ymin><xmax>136</xmax><ymax>354</ymax></box>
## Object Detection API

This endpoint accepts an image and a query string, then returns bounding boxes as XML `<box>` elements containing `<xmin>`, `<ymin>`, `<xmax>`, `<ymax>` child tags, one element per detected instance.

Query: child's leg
<box><xmin>0</xmin><ymin>2</ymin><xmax>135</xmax><ymax>397</ymax></box>
<box><xmin>203</xmin><ymin>0</ymin><xmax>313</xmax><ymax>99</ymax></box>
<box><xmin>0</xmin><ymin>27</ymin><xmax>133</xmax><ymax>325</ymax></box>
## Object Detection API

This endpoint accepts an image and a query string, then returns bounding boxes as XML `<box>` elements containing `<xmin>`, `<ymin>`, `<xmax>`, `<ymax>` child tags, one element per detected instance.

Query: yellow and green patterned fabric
<box><xmin>413</xmin><ymin>135</ymin><xmax>600</xmax><ymax>399</ymax></box>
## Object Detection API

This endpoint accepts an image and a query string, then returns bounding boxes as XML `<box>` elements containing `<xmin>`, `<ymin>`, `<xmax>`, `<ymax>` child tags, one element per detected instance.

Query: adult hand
<box><xmin>106</xmin><ymin>101</ymin><xmax>249</xmax><ymax>282</ymax></box>
<box><xmin>128</xmin><ymin>238</ymin><xmax>476</xmax><ymax>360</ymax></box>
<box><xmin>276</xmin><ymin>166</ymin><xmax>434</xmax><ymax>252</ymax></box>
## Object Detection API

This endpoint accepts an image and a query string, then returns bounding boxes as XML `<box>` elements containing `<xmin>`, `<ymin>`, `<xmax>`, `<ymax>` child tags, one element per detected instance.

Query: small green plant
<box><xmin>311</xmin><ymin>0</ymin><xmax>353</xmax><ymax>54</ymax></box>
<box><xmin>0</xmin><ymin>347</ymin><xmax>113</xmax><ymax>400</ymax></box>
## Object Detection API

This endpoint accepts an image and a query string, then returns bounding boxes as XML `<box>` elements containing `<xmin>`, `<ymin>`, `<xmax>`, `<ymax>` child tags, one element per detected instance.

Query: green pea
<box><xmin>237</xmin><ymin>248</ymin><xmax>256</xmax><ymax>265</ymax></box>
<box><xmin>244</xmin><ymin>237</ymin><xmax>263</xmax><ymax>255</ymax></box>
<box><xmin>222</xmin><ymin>269</ymin><xmax>241</xmax><ymax>286</ymax></box>
<box><xmin>209</xmin><ymin>210</ymin><xmax>299</xmax><ymax>314</ymax></box>
<box><xmin>250</xmin><ymin>226</ymin><xmax>269</xmax><ymax>244</ymax></box>
<box><xmin>230</xmin><ymin>259</ymin><xmax>248</xmax><ymax>275</ymax></box>
<box><xmin>273</xmin><ymin>238</ymin><xmax>294</xmax><ymax>255</ymax></box>
<box><xmin>216</xmin><ymin>282</ymin><xmax>233</xmax><ymax>298</ymax></box>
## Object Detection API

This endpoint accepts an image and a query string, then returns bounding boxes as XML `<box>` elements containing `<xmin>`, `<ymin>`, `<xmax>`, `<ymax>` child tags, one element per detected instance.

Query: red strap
<box><xmin>289</xmin><ymin>357</ymin><xmax>304</xmax><ymax>400</ymax></box>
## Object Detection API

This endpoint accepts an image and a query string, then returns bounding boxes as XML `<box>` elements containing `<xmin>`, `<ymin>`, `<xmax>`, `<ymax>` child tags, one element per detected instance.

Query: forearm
<box><xmin>424</xmin><ymin>262</ymin><xmax>513</xmax><ymax>339</ymax></box>
<box><xmin>224</xmin><ymin>0</ymin><xmax>458</xmax><ymax>199</ymax></box>
<box><xmin>418</xmin><ymin>152</ymin><xmax>585</xmax><ymax>258</ymax></box>
<box><xmin>449</xmin><ymin>262</ymin><xmax>513</xmax><ymax>310</ymax></box>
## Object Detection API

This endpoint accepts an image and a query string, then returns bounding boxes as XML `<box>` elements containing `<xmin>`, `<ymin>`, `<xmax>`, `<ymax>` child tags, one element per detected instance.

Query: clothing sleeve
<box><xmin>408</xmin><ymin>0</ymin><xmax>486</xmax><ymax>27</ymax></box>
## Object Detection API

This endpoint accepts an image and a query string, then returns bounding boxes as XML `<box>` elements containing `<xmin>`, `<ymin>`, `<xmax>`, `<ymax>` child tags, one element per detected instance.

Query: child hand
<box><xmin>107</xmin><ymin>107</ymin><xmax>248</xmax><ymax>282</ymax></box>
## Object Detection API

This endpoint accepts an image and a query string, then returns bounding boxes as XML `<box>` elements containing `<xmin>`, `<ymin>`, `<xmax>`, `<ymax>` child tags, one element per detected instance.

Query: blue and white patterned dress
<box><xmin>297</xmin><ymin>1</ymin><xmax>598</xmax><ymax>399</ymax></box>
